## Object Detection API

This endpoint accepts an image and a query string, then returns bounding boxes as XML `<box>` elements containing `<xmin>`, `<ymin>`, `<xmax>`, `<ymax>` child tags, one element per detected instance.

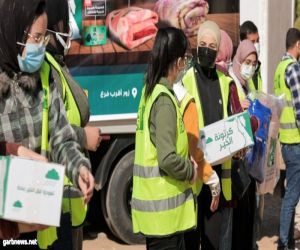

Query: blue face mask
<box><xmin>17</xmin><ymin>43</ymin><xmax>46</xmax><ymax>73</ymax></box>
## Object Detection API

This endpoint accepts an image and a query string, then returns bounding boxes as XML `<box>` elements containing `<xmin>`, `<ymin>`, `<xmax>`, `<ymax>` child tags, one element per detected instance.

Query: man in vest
<box><xmin>240</xmin><ymin>21</ymin><xmax>262</xmax><ymax>92</ymax></box>
<box><xmin>274</xmin><ymin>28</ymin><xmax>300</xmax><ymax>250</ymax></box>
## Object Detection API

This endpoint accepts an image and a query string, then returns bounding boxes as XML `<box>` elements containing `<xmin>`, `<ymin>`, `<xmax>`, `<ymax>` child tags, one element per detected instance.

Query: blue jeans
<box><xmin>278</xmin><ymin>144</ymin><xmax>300</xmax><ymax>248</ymax></box>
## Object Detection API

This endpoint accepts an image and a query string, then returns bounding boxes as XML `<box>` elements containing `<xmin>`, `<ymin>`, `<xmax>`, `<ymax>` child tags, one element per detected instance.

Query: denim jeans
<box><xmin>278</xmin><ymin>144</ymin><xmax>300</xmax><ymax>248</ymax></box>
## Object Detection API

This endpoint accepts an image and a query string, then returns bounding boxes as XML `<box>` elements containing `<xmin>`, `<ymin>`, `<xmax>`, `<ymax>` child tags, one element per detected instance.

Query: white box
<box><xmin>0</xmin><ymin>156</ymin><xmax>65</xmax><ymax>226</ymax></box>
<box><xmin>199</xmin><ymin>111</ymin><xmax>254</xmax><ymax>165</ymax></box>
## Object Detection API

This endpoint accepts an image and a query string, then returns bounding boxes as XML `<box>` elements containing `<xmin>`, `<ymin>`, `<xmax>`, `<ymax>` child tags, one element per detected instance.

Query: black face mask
<box><xmin>197</xmin><ymin>46</ymin><xmax>217</xmax><ymax>68</ymax></box>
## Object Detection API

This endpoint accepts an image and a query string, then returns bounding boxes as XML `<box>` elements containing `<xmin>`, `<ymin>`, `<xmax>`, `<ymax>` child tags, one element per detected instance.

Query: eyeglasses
<box><xmin>17</xmin><ymin>32</ymin><xmax>50</xmax><ymax>47</ymax></box>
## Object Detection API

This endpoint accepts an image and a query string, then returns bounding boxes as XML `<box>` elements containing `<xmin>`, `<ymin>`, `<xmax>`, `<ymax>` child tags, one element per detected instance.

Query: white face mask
<box><xmin>240</xmin><ymin>63</ymin><xmax>256</xmax><ymax>81</ymax></box>
<box><xmin>47</xmin><ymin>29</ymin><xmax>72</xmax><ymax>55</ymax></box>
<box><xmin>254</xmin><ymin>42</ymin><xmax>260</xmax><ymax>57</ymax></box>
<box><xmin>174</xmin><ymin>66</ymin><xmax>187</xmax><ymax>85</ymax></box>
<box><xmin>174</xmin><ymin>56</ymin><xmax>190</xmax><ymax>84</ymax></box>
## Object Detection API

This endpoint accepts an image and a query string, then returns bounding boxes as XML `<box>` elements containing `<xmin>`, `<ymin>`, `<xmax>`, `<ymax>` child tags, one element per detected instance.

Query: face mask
<box><xmin>240</xmin><ymin>63</ymin><xmax>256</xmax><ymax>81</ymax></box>
<box><xmin>254</xmin><ymin>42</ymin><xmax>260</xmax><ymax>57</ymax></box>
<box><xmin>47</xmin><ymin>29</ymin><xmax>72</xmax><ymax>56</ymax></box>
<box><xmin>64</xmin><ymin>40</ymin><xmax>71</xmax><ymax>56</ymax></box>
<box><xmin>17</xmin><ymin>43</ymin><xmax>46</xmax><ymax>73</ymax></box>
<box><xmin>174</xmin><ymin>65</ymin><xmax>188</xmax><ymax>85</ymax></box>
<box><xmin>56</xmin><ymin>33</ymin><xmax>71</xmax><ymax>56</ymax></box>
<box><xmin>174</xmin><ymin>55</ymin><xmax>190</xmax><ymax>85</ymax></box>
<box><xmin>197</xmin><ymin>46</ymin><xmax>217</xmax><ymax>68</ymax></box>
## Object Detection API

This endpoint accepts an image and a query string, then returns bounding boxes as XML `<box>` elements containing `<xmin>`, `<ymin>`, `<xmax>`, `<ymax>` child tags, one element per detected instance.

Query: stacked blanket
<box><xmin>106</xmin><ymin>7</ymin><xmax>158</xmax><ymax>49</ymax></box>
<box><xmin>154</xmin><ymin>0</ymin><xmax>209</xmax><ymax>37</ymax></box>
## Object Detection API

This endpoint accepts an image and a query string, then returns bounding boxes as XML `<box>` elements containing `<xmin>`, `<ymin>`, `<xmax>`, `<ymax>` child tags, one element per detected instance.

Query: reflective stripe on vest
<box><xmin>37</xmin><ymin>60</ymin><xmax>86</xmax><ymax>249</ymax></box>
<box><xmin>274</xmin><ymin>58</ymin><xmax>300</xmax><ymax>143</ymax></box>
<box><xmin>132</xmin><ymin>84</ymin><xmax>196</xmax><ymax>236</ymax></box>
<box><xmin>182</xmin><ymin>67</ymin><xmax>232</xmax><ymax>201</ymax></box>
<box><xmin>45</xmin><ymin>52</ymin><xmax>81</xmax><ymax>126</ymax></box>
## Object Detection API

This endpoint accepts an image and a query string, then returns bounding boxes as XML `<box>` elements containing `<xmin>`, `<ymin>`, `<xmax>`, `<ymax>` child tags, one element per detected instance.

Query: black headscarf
<box><xmin>0</xmin><ymin>0</ymin><xmax>46</xmax><ymax>76</ymax></box>
<box><xmin>46</xmin><ymin>0</ymin><xmax>69</xmax><ymax>57</ymax></box>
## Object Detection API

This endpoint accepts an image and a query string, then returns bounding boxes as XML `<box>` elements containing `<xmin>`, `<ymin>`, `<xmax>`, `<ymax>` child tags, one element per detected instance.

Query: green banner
<box><xmin>74</xmin><ymin>73</ymin><xmax>144</xmax><ymax>116</ymax></box>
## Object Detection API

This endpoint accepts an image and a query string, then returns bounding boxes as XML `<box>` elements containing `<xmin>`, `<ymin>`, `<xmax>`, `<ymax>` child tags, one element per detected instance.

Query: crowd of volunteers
<box><xmin>0</xmin><ymin>1</ymin><xmax>299</xmax><ymax>250</ymax></box>
<box><xmin>132</xmin><ymin>16</ymin><xmax>300</xmax><ymax>250</ymax></box>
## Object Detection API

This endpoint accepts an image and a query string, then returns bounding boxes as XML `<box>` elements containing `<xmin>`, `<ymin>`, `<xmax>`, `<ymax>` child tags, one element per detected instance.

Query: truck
<box><xmin>65</xmin><ymin>0</ymin><xmax>295</xmax><ymax>244</ymax></box>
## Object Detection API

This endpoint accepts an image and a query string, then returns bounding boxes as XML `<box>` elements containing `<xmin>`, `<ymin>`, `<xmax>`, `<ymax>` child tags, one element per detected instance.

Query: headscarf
<box><xmin>233</xmin><ymin>39</ymin><xmax>257</xmax><ymax>85</ymax></box>
<box><xmin>46</xmin><ymin>0</ymin><xmax>69</xmax><ymax>56</ymax></box>
<box><xmin>197</xmin><ymin>21</ymin><xmax>221</xmax><ymax>49</ymax></box>
<box><xmin>215</xmin><ymin>30</ymin><xmax>233</xmax><ymax>75</ymax></box>
<box><xmin>0</xmin><ymin>0</ymin><xmax>46</xmax><ymax>76</ymax></box>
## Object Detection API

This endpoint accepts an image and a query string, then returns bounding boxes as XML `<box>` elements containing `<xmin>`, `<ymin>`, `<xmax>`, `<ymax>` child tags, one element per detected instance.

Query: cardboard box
<box><xmin>0</xmin><ymin>156</ymin><xmax>65</xmax><ymax>226</ymax></box>
<box><xmin>199</xmin><ymin>111</ymin><xmax>254</xmax><ymax>165</ymax></box>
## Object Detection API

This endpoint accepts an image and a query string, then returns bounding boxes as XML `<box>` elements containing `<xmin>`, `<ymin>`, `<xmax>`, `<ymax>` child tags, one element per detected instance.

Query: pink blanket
<box><xmin>106</xmin><ymin>7</ymin><xmax>158</xmax><ymax>50</ymax></box>
<box><xmin>154</xmin><ymin>0</ymin><xmax>209</xmax><ymax>37</ymax></box>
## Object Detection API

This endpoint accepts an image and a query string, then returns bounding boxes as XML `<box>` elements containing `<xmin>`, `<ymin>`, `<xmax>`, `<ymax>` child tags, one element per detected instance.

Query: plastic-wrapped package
<box><xmin>245</xmin><ymin>99</ymin><xmax>271</xmax><ymax>183</ymax></box>
<box><xmin>248</xmin><ymin>91</ymin><xmax>285</xmax><ymax>122</ymax></box>
<box><xmin>246</xmin><ymin>91</ymin><xmax>285</xmax><ymax>189</ymax></box>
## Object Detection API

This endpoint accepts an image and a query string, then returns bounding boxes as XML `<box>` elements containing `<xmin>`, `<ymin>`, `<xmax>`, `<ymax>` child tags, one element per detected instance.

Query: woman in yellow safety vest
<box><xmin>36</xmin><ymin>1</ymin><xmax>102</xmax><ymax>249</ymax></box>
<box><xmin>0</xmin><ymin>0</ymin><xmax>94</xmax><ymax>248</ymax></box>
<box><xmin>228</xmin><ymin>39</ymin><xmax>259</xmax><ymax>250</ymax></box>
<box><xmin>132</xmin><ymin>27</ymin><xmax>198</xmax><ymax>250</ymax></box>
<box><xmin>181</xmin><ymin>21</ymin><xmax>236</xmax><ymax>250</ymax></box>
<box><xmin>228</xmin><ymin>40</ymin><xmax>258</xmax><ymax>109</ymax></box>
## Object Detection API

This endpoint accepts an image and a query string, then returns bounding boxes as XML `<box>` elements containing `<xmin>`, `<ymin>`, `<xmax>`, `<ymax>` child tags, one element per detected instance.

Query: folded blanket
<box><xmin>106</xmin><ymin>7</ymin><xmax>158</xmax><ymax>50</ymax></box>
<box><xmin>154</xmin><ymin>0</ymin><xmax>209</xmax><ymax>37</ymax></box>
